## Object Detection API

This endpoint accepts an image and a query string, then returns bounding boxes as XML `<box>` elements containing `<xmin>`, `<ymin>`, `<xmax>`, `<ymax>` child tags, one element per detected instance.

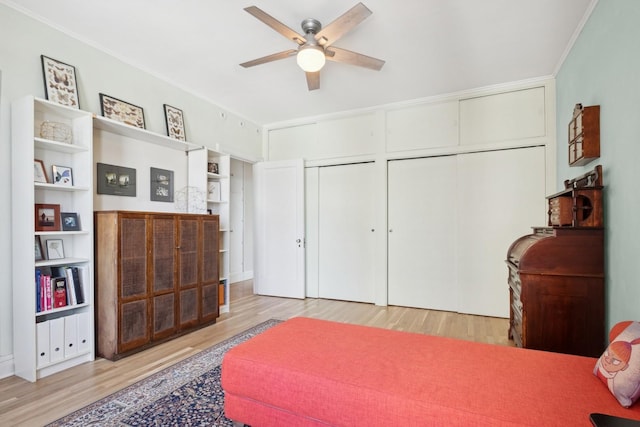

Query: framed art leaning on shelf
<box><xmin>99</xmin><ymin>93</ymin><xmax>145</xmax><ymax>129</ymax></box>
<box><xmin>52</xmin><ymin>165</ymin><xmax>73</xmax><ymax>186</ymax></box>
<box><xmin>35</xmin><ymin>236</ymin><xmax>44</xmax><ymax>261</ymax></box>
<box><xmin>164</xmin><ymin>104</ymin><xmax>186</xmax><ymax>141</ymax></box>
<box><xmin>35</xmin><ymin>203</ymin><xmax>60</xmax><ymax>231</ymax></box>
<box><xmin>61</xmin><ymin>212</ymin><xmax>81</xmax><ymax>231</ymax></box>
<box><xmin>46</xmin><ymin>239</ymin><xmax>65</xmax><ymax>260</ymax></box>
<box><xmin>34</xmin><ymin>159</ymin><xmax>48</xmax><ymax>183</ymax></box>
<box><xmin>40</xmin><ymin>55</ymin><xmax>80</xmax><ymax>109</ymax></box>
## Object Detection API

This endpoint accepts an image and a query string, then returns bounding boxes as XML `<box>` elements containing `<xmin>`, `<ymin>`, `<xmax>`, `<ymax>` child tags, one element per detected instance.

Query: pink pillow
<box><xmin>594</xmin><ymin>321</ymin><xmax>640</xmax><ymax>407</ymax></box>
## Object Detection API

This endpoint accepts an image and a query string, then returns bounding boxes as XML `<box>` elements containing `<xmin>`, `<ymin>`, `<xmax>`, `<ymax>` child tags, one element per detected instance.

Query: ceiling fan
<box><xmin>240</xmin><ymin>3</ymin><xmax>385</xmax><ymax>91</ymax></box>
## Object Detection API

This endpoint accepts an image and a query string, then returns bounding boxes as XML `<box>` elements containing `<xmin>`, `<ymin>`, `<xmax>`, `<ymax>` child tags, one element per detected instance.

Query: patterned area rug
<box><xmin>46</xmin><ymin>319</ymin><xmax>282</xmax><ymax>427</ymax></box>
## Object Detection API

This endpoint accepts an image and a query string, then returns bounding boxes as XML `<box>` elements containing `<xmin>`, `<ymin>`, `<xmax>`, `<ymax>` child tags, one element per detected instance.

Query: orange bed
<box><xmin>222</xmin><ymin>317</ymin><xmax>640</xmax><ymax>426</ymax></box>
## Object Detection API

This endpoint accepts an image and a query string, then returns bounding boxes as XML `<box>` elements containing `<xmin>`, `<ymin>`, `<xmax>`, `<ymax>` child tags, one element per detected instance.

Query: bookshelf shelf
<box><xmin>188</xmin><ymin>148</ymin><xmax>231</xmax><ymax>313</ymax></box>
<box><xmin>12</xmin><ymin>96</ymin><xmax>95</xmax><ymax>382</ymax></box>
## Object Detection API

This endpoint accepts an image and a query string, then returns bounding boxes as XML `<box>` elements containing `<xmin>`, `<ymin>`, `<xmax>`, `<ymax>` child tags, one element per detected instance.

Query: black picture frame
<box><xmin>35</xmin><ymin>236</ymin><xmax>45</xmax><ymax>261</ymax></box>
<box><xmin>163</xmin><ymin>104</ymin><xmax>186</xmax><ymax>141</ymax></box>
<box><xmin>150</xmin><ymin>167</ymin><xmax>174</xmax><ymax>202</ymax></box>
<box><xmin>41</xmin><ymin>55</ymin><xmax>80</xmax><ymax>109</ymax></box>
<box><xmin>61</xmin><ymin>212</ymin><xmax>81</xmax><ymax>231</ymax></box>
<box><xmin>99</xmin><ymin>93</ymin><xmax>145</xmax><ymax>129</ymax></box>
<box><xmin>97</xmin><ymin>162</ymin><xmax>137</xmax><ymax>197</ymax></box>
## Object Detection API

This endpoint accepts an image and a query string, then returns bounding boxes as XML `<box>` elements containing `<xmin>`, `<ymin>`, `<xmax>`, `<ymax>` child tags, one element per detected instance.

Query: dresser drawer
<box><xmin>548</xmin><ymin>196</ymin><xmax>573</xmax><ymax>226</ymax></box>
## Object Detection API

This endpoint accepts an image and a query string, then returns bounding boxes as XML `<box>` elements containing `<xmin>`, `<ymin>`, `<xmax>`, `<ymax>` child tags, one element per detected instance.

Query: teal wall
<box><xmin>556</xmin><ymin>0</ymin><xmax>640</xmax><ymax>330</ymax></box>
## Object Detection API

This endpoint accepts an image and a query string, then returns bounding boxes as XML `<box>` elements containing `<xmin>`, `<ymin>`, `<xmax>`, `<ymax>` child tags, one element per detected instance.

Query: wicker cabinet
<box><xmin>95</xmin><ymin>211</ymin><xmax>219</xmax><ymax>360</ymax></box>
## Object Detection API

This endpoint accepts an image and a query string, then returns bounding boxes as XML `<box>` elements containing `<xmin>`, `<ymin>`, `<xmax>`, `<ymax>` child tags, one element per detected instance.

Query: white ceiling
<box><xmin>6</xmin><ymin>0</ymin><xmax>594</xmax><ymax>126</ymax></box>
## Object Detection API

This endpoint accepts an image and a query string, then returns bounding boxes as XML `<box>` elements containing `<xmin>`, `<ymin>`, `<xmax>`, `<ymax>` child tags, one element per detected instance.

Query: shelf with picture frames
<box><xmin>188</xmin><ymin>148</ymin><xmax>231</xmax><ymax>313</ymax></box>
<box><xmin>12</xmin><ymin>95</ymin><xmax>96</xmax><ymax>382</ymax></box>
<box><xmin>93</xmin><ymin>115</ymin><xmax>204</xmax><ymax>152</ymax></box>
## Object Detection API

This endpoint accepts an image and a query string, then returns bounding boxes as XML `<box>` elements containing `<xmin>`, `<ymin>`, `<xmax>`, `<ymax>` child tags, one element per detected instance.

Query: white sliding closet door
<box><xmin>457</xmin><ymin>146</ymin><xmax>546</xmax><ymax>317</ymax></box>
<box><xmin>388</xmin><ymin>155</ymin><xmax>458</xmax><ymax>311</ymax></box>
<box><xmin>318</xmin><ymin>162</ymin><xmax>376</xmax><ymax>303</ymax></box>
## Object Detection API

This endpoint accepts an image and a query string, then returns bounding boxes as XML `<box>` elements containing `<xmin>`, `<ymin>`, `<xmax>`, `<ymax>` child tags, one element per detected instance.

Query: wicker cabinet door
<box><xmin>151</xmin><ymin>217</ymin><xmax>177</xmax><ymax>339</ymax></box>
<box><xmin>201</xmin><ymin>216</ymin><xmax>219</xmax><ymax>322</ymax></box>
<box><xmin>178</xmin><ymin>217</ymin><xmax>199</xmax><ymax>329</ymax></box>
<box><xmin>119</xmin><ymin>215</ymin><xmax>150</xmax><ymax>352</ymax></box>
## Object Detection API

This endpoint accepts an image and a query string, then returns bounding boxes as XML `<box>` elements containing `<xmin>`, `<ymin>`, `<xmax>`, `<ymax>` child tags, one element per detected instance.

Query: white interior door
<box><xmin>253</xmin><ymin>159</ymin><xmax>305</xmax><ymax>298</ymax></box>
<box><xmin>388</xmin><ymin>156</ymin><xmax>458</xmax><ymax>311</ymax></box>
<box><xmin>318</xmin><ymin>163</ymin><xmax>376</xmax><ymax>303</ymax></box>
<box><xmin>457</xmin><ymin>146</ymin><xmax>546</xmax><ymax>317</ymax></box>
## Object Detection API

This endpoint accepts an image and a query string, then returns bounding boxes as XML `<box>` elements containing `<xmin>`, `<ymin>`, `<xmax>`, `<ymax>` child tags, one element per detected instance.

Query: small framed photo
<box><xmin>150</xmin><ymin>167</ymin><xmax>174</xmax><ymax>202</ymax></box>
<box><xmin>34</xmin><ymin>159</ymin><xmax>49</xmax><ymax>183</ymax></box>
<box><xmin>46</xmin><ymin>239</ymin><xmax>65</xmax><ymax>260</ymax></box>
<box><xmin>35</xmin><ymin>236</ymin><xmax>45</xmax><ymax>261</ymax></box>
<box><xmin>35</xmin><ymin>204</ymin><xmax>61</xmax><ymax>232</ymax></box>
<box><xmin>207</xmin><ymin>181</ymin><xmax>221</xmax><ymax>202</ymax></box>
<box><xmin>99</xmin><ymin>93</ymin><xmax>145</xmax><ymax>129</ymax></box>
<box><xmin>40</xmin><ymin>55</ymin><xmax>80</xmax><ymax>109</ymax></box>
<box><xmin>61</xmin><ymin>212</ymin><xmax>81</xmax><ymax>231</ymax></box>
<box><xmin>163</xmin><ymin>104</ymin><xmax>186</xmax><ymax>141</ymax></box>
<box><xmin>207</xmin><ymin>162</ymin><xmax>219</xmax><ymax>174</ymax></box>
<box><xmin>52</xmin><ymin>165</ymin><xmax>73</xmax><ymax>186</ymax></box>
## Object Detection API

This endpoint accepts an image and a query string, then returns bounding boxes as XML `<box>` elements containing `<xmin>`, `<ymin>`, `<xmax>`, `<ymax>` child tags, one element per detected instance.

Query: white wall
<box><xmin>0</xmin><ymin>4</ymin><xmax>262</xmax><ymax>374</ymax></box>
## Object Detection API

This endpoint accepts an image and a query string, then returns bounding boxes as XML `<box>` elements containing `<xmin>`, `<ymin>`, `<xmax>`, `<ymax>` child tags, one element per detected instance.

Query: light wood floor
<box><xmin>0</xmin><ymin>280</ymin><xmax>512</xmax><ymax>426</ymax></box>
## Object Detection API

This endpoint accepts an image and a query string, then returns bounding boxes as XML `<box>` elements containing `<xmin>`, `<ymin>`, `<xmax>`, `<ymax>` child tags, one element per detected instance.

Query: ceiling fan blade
<box><xmin>325</xmin><ymin>47</ymin><xmax>385</xmax><ymax>71</ymax></box>
<box><xmin>314</xmin><ymin>2</ymin><xmax>372</xmax><ymax>47</ymax></box>
<box><xmin>244</xmin><ymin>6</ymin><xmax>306</xmax><ymax>45</ymax></box>
<box><xmin>240</xmin><ymin>49</ymin><xmax>297</xmax><ymax>68</ymax></box>
<box><xmin>306</xmin><ymin>72</ymin><xmax>320</xmax><ymax>91</ymax></box>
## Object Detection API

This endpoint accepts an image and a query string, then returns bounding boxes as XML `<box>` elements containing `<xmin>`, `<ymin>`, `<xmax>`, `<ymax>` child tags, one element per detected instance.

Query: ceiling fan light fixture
<box><xmin>297</xmin><ymin>45</ymin><xmax>325</xmax><ymax>72</ymax></box>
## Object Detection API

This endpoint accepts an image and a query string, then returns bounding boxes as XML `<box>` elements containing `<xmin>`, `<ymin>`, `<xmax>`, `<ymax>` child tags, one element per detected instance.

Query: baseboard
<box><xmin>0</xmin><ymin>354</ymin><xmax>14</xmax><ymax>379</ymax></box>
<box><xmin>230</xmin><ymin>271</ymin><xmax>253</xmax><ymax>284</ymax></box>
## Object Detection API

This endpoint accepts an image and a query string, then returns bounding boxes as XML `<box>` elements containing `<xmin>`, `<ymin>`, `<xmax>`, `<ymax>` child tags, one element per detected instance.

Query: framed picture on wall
<box><xmin>99</xmin><ymin>93</ymin><xmax>145</xmax><ymax>129</ymax></box>
<box><xmin>40</xmin><ymin>55</ymin><xmax>80</xmax><ymax>109</ymax></box>
<box><xmin>150</xmin><ymin>167</ymin><xmax>174</xmax><ymax>202</ymax></box>
<box><xmin>97</xmin><ymin>162</ymin><xmax>137</xmax><ymax>197</ymax></box>
<box><xmin>163</xmin><ymin>104</ymin><xmax>186</xmax><ymax>141</ymax></box>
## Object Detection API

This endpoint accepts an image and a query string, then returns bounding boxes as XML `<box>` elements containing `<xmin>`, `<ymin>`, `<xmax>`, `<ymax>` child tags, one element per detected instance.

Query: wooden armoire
<box><xmin>94</xmin><ymin>211</ymin><xmax>219</xmax><ymax>360</ymax></box>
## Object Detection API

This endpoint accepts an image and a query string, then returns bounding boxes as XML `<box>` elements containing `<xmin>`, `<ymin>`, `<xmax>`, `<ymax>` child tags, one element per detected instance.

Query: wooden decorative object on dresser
<box><xmin>506</xmin><ymin>165</ymin><xmax>604</xmax><ymax>357</ymax></box>
<box><xmin>94</xmin><ymin>211</ymin><xmax>219</xmax><ymax>360</ymax></box>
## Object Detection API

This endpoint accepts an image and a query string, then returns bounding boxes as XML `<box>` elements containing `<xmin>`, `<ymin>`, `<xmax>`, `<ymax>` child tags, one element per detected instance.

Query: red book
<box><xmin>53</xmin><ymin>277</ymin><xmax>67</xmax><ymax>308</ymax></box>
<box><xmin>45</xmin><ymin>276</ymin><xmax>52</xmax><ymax>311</ymax></box>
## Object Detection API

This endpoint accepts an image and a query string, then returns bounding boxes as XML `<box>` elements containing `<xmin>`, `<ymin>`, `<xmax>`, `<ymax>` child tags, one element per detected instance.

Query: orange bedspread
<box><xmin>222</xmin><ymin>317</ymin><xmax>640</xmax><ymax>426</ymax></box>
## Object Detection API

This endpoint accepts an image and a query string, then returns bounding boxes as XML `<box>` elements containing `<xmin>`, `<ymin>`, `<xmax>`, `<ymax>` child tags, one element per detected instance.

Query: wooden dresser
<box><xmin>506</xmin><ymin>166</ymin><xmax>604</xmax><ymax>357</ymax></box>
<box><xmin>95</xmin><ymin>211</ymin><xmax>219</xmax><ymax>360</ymax></box>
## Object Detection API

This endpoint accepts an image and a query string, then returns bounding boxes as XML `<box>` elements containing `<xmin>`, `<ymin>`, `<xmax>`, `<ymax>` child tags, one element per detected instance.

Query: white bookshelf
<box><xmin>11</xmin><ymin>96</ymin><xmax>95</xmax><ymax>382</ymax></box>
<box><xmin>188</xmin><ymin>148</ymin><xmax>231</xmax><ymax>313</ymax></box>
